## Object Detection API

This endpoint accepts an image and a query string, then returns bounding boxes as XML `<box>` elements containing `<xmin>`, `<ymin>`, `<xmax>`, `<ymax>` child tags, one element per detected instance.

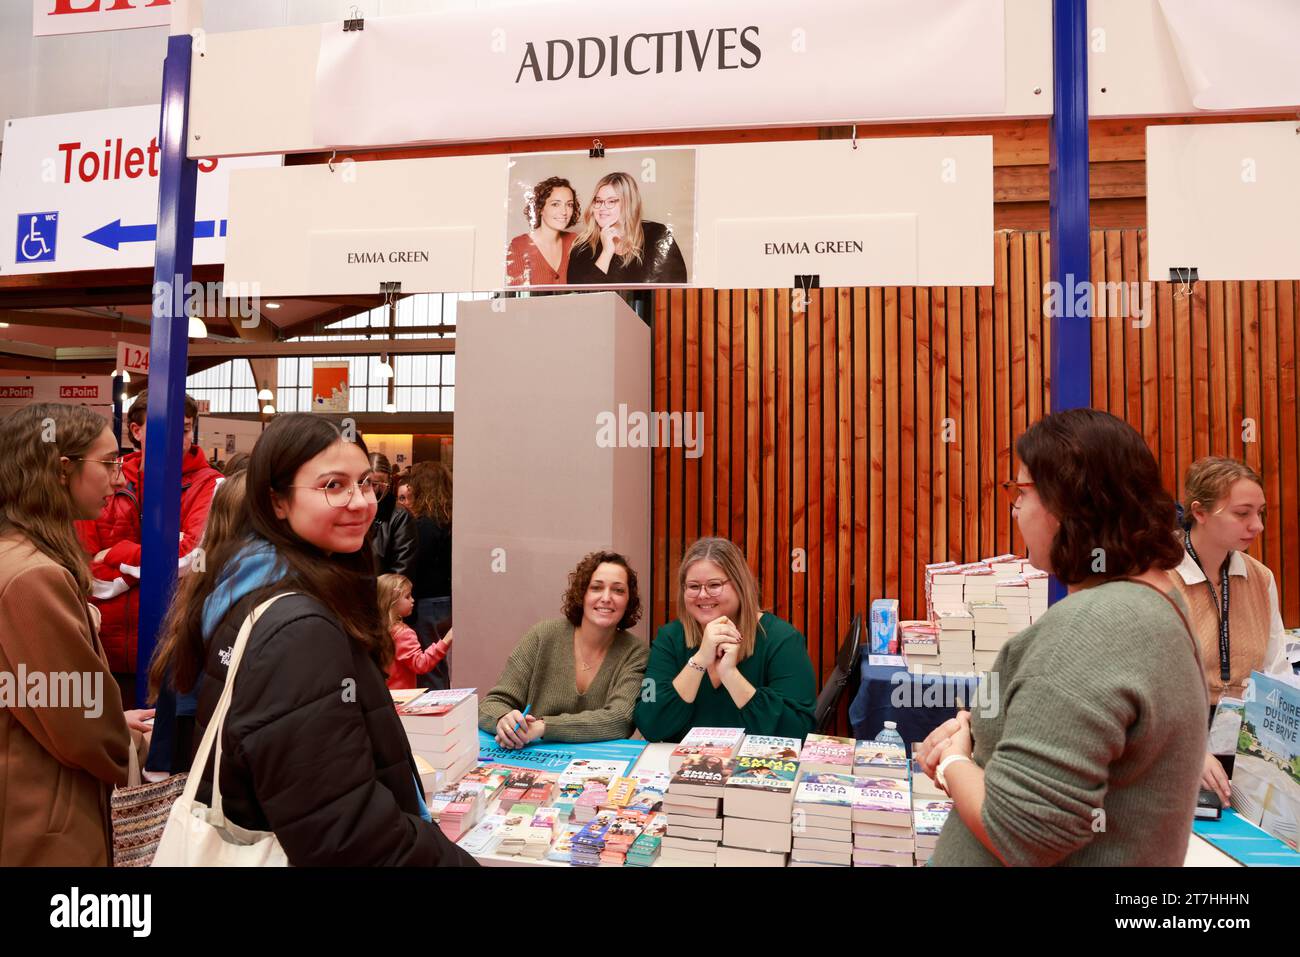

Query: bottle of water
<box><xmin>874</xmin><ymin>720</ymin><xmax>905</xmax><ymax>749</ymax></box>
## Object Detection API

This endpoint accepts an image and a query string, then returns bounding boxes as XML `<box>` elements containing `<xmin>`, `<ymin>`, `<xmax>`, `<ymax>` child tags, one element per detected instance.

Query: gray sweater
<box><xmin>931</xmin><ymin>581</ymin><xmax>1208</xmax><ymax>866</ymax></box>
<box><xmin>477</xmin><ymin>618</ymin><xmax>649</xmax><ymax>743</ymax></box>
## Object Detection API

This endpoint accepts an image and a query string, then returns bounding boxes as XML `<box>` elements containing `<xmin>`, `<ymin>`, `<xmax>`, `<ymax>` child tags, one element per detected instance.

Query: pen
<box><xmin>513</xmin><ymin>703</ymin><xmax>532</xmax><ymax>733</ymax></box>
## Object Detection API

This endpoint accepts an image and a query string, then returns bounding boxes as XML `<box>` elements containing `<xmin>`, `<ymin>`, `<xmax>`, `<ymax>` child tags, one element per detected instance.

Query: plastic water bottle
<box><xmin>874</xmin><ymin>720</ymin><xmax>905</xmax><ymax>749</ymax></box>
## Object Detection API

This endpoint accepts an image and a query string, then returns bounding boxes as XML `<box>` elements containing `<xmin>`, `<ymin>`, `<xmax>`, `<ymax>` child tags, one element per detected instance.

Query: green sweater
<box><xmin>634</xmin><ymin>613</ymin><xmax>817</xmax><ymax>742</ymax></box>
<box><xmin>931</xmin><ymin>581</ymin><xmax>1208</xmax><ymax>867</ymax></box>
<box><xmin>477</xmin><ymin>618</ymin><xmax>649</xmax><ymax>743</ymax></box>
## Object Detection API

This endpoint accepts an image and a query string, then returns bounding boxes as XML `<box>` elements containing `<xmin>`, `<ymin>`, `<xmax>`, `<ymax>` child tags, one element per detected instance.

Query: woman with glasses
<box><xmin>1166</xmin><ymin>457</ymin><xmax>1292</xmax><ymax>807</ymax></box>
<box><xmin>918</xmin><ymin>410</ymin><xmax>1207</xmax><ymax>866</ymax></box>
<box><xmin>367</xmin><ymin>452</ymin><xmax>417</xmax><ymax>577</ymax></box>
<box><xmin>0</xmin><ymin>403</ymin><xmax>141</xmax><ymax>865</ymax></box>
<box><xmin>150</xmin><ymin>413</ymin><xmax>476</xmax><ymax>865</ymax></box>
<box><xmin>566</xmin><ymin>171</ymin><xmax>688</xmax><ymax>285</ymax></box>
<box><xmin>634</xmin><ymin>537</ymin><xmax>816</xmax><ymax>742</ymax></box>
<box><xmin>506</xmin><ymin>176</ymin><xmax>580</xmax><ymax>286</ymax></box>
<box><xmin>479</xmin><ymin>550</ymin><xmax>649</xmax><ymax>747</ymax></box>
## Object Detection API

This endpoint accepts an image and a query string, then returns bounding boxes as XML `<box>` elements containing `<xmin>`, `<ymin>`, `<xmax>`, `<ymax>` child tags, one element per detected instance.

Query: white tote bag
<box><xmin>152</xmin><ymin>593</ymin><xmax>295</xmax><ymax>867</ymax></box>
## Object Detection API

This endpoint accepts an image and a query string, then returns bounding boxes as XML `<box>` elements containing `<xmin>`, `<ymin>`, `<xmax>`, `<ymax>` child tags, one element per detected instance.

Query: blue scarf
<box><xmin>176</xmin><ymin>538</ymin><xmax>287</xmax><ymax>718</ymax></box>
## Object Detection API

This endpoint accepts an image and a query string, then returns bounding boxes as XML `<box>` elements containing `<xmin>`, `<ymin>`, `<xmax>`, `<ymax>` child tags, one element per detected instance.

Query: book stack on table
<box><xmin>599</xmin><ymin>811</ymin><xmax>647</xmax><ymax>865</ymax></box>
<box><xmin>522</xmin><ymin>806</ymin><xmax>562</xmax><ymax>860</ymax></box>
<box><xmin>626</xmin><ymin>813</ymin><xmax>667</xmax><ymax>866</ymax></box>
<box><xmin>851</xmin><ymin>776</ymin><xmax>914</xmax><ymax>866</ymax></box>
<box><xmin>790</xmin><ymin>773</ymin><xmax>856</xmax><ymax>867</ymax></box>
<box><xmin>394</xmin><ymin>689</ymin><xmax>479</xmax><ymax>794</ymax></box>
<box><xmin>718</xmin><ymin>735</ymin><xmax>802</xmax><ymax>867</ymax></box>
<box><xmin>495</xmin><ymin>803</ymin><xmax>538</xmax><ymax>856</ymax></box>
<box><xmin>661</xmin><ymin>728</ymin><xmax>745</xmax><ymax>866</ymax></box>
<box><xmin>935</xmin><ymin>609</ymin><xmax>976</xmax><ymax>673</ymax></box>
<box><xmin>901</xmin><ymin>620</ymin><xmax>940</xmax><ymax>673</ymax></box>
<box><xmin>911</xmin><ymin>749</ymin><xmax>953</xmax><ymax>864</ymax></box>
<box><xmin>969</xmin><ymin>601</ymin><xmax>1009</xmax><ymax>673</ymax></box>
<box><xmin>570</xmin><ymin>809</ymin><xmax>616</xmax><ymax>866</ymax></box>
<box><xmin>1022</xmin><ymin>569</ymin><xmax>1050</xmax><ymax>622</ymax></box>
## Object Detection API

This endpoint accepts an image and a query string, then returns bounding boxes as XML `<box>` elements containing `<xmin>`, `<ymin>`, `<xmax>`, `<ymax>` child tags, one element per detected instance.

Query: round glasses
<box><xmin>684</xmin><ymin>579</ymin><xmax>729</xmax><ymax>598</ymax></box>
<box><xmin>69</xmin><ymin>456</ymin><xmax>125</xmax><ymax>480</ymax></box>
<box><xmin>287</xmin><ymin>477</ymin><xmax>380</xmax><ymax>508</ymax></box>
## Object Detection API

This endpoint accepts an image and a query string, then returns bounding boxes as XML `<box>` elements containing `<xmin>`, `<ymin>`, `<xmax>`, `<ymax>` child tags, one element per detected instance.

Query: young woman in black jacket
<box><xmin>367</xmin><ymin>452</ymin><xmax>418</xmax><ymax>577</ymax></box>
<box><xmin>152</xmin><ymin>413</ymin><xmax>476</xmax><ymax>866</ymax></box>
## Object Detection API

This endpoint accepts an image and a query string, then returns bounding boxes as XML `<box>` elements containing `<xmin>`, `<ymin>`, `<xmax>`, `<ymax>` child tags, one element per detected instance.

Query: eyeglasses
<box><xmin>591</xmin><ymin>198</ymin><xmax>621</xmax><ymax>209</ymax></box>
<box><xmin>369</xmin><ymin>478</ymin><xmax>390</xmax><ymax>500</ymax></box>
<box><xmin>287</xmin><ymin>477</ymin><xmax>380</xmax><ymax>508</ymax></box>
<box><xmin>1000</xmin><ymin>480</ymin><xmax>1035</xmax><ymax>507</ymax></box>
<box><xmin>69</xmin><ymin>456</ymin><xmax>125</xmax><ymax>480</ymax></box>
<box><xmin>684</xmin><ymin>579</ymin><xmax>729</xmax><ymax>598</ymax></box>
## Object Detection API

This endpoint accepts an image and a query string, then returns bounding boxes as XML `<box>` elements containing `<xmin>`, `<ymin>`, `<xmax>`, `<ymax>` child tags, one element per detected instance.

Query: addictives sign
<box><xmin>0</xmin><ymin>106</ymin><xmax>280</xmax><ymax>274</ymax></box>
<box><xmin>314</xmin><ymin>0</ymin><xmax>1006</xmax><ymax>148</ymax></box>
<box><xmin>33</xmin><ymin>0</ymin><xmax>172</xmax><ymax>37</ymax></box>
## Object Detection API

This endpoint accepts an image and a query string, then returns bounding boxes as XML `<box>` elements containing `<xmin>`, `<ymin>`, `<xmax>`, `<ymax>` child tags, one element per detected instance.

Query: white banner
<box><xmin>0</xmin><ymin>106</ymin><xmax>280</xmax><ymax>275</ymax></box>
<box><xmin>313</xmin><ymin>0</ymin><xmax>1005</xmax><ymax>148</ymax></box>
<box><xmin>32</xmin><ymin>0</ymin><xmax>172</xmax><ymax>37</ymax></box>
<box><xmin>1158</xmin><ymin>0</ymin><xmax>1300</xmax><ymax>110</ymax></box>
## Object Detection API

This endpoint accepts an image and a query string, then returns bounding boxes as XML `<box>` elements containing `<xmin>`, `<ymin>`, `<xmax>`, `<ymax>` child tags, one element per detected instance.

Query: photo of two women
<box><xmin>504</xmin><ymin>148</ymin><xmax>695</xmax><ymax>288</ymax></box>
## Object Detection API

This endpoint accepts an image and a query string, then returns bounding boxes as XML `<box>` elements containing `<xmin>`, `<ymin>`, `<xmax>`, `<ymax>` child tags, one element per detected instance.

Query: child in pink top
<box><xmin>378</xmin><ymin>573</ymin><xmax>452</xmax><ymax>690</ymax></box>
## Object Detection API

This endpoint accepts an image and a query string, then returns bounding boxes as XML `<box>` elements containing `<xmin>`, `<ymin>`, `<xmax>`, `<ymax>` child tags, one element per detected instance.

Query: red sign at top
<box><xmin>34</xmin><ymin>0</ymin><xmax>173</xmax><ymax>38</ymax></box>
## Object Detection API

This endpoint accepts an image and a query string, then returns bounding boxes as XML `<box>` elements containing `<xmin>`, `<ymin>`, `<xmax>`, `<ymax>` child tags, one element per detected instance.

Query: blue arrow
<box><xmin>83</xmin><ymin>218</ymin><xmax>227</xmax><ymax>250</ymax></box>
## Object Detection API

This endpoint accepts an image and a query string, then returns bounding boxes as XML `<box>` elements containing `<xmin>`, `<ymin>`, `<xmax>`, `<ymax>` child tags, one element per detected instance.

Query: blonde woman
<box><xmin>634</xmin><ymin>537</ymin><xmax>815</xmax><ymax>741</ymax></box>
<box><xmin>567</xmin><ymin>171</ymin><xmax>688</xmax><ymax>285</ymax></box>
<box><xmin>1168</xmin><ymin>457</ymin><xmax>1293</xmax><ymax>806</ymax></box>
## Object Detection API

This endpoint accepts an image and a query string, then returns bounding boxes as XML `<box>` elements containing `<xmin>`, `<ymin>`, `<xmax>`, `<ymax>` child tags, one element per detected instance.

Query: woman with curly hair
<box><xmin>505</xmin><ymin>176</ymin><xmax>580</xmax><ymax>286</ymax></box>
<box><xmin>406</xmin><ymin>461</ymin><xmax>453</xmax><ymax>688</ymax></box>
<box><xmin>477</xmin><ymin>550</ymin><xmax>649</xmax><ymax>748</ymax></box>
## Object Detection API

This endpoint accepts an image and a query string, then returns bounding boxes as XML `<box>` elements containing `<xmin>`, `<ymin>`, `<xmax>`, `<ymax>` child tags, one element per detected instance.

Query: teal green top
<box><xmin>634</xmin><ymin>613</ymin><xmax>817</xmax><ymax>742</ymax></box>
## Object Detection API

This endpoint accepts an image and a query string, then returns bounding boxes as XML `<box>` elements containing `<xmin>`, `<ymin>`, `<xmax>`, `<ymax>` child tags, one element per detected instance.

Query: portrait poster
<box><xmin>504</xmin><ymin>147</ymin><xmax>696</xmax><ymax>289</ymax></box>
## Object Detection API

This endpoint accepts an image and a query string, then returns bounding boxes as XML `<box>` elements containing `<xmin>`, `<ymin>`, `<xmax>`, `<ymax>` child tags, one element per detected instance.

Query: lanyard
<box><xmin>1184</xmin><ymin>530</ymin><xmax>1231</xmax><ymax>683</ymax></box>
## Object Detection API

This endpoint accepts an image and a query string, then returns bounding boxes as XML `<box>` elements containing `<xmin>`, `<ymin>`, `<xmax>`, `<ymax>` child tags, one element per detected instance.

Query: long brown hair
<box><xmin>157</xmin><ymin>414</ymin><xmax>391</xmax><ymax>695</ymax></box>
<box><xmin>0</xmin><ymin>403</ymin><xmax>109</xmax><ymax>597</ymax></box>
<box><xmin>408</xmin><ymin>460</ymin><xmax>452</xmax><ymax>524</ymax></box>
<box><xmin>677</xmin><ymin>537</ymin><xmax>762</xmax><ymax>661</ymax></box>
<box><xmin>148</xmin><ymin>472</ymin><xmax>248</xmax><ymax>701</ymax></box>
<box><xmin>376</xmin><ymin>573</ymin><xmax>412</xmax><ymax>629</ymax></box>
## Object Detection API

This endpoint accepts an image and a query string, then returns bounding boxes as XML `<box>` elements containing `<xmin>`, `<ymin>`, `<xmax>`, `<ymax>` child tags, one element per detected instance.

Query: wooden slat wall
<box><xmin>650</xmin><ymin>229</ymin><xmax>1300</xmax><ymax>688</ymax></box>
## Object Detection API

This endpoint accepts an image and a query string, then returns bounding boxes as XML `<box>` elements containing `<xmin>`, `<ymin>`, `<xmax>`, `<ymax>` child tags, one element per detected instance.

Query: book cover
<box><xmin>546</xmin><ymin>824</ymin><xmax>583</xmax><ymax>863</ymax></box>
<box><xmin>794</xmin><ymin>773</ymin><xmax>859</xmax><ymax>808</ymax></box>
<box><xmin>458</xmin><ymin>814</ymin><xmax>507</xmax><ymax>855</ymax></box>
<box><xmin>725</xmin><ymin>755</ymin><xmax>800</xmax><ymax>792</ymax></box>
<box><xmin>670</xmin><ymin>727</ymin><xmax>746</xmax><ymax>769</ymax></box>
<box><xmin>736</xmin><ymin>735</ymin><xmax>802</xmax><ymax>760</ymax></box>
<box><xmin>853</xmin><ymin>740</ymin><xmax>908</xmax><ymax>777</ymax></box>
<box><xmin>396</xmin><ymin>688</ymin><xmax>477</xmax><ymax>717</ymax></box>
<box><xmin>555</xmin><ymin>758</ymin><xmax>632</xmax><ymax>789</ymax></box>
<box><xmin>1232</xmin><ymin>671</ymin><xmax>1300</xmax><ymax>849</ymax></box>
<box><xmin>852</xmin><ymin>777</ymin><xmax>911</xmax><ymax>816</ymax></box>
<box><xmin>798</xmin><ymin>734</ymin><xmax>854</xmax><ymax>772</ymax></box>
<box><xmin>670</xmin><ymin>754</ymin><xmax>736</xmax><ymax>790</ymax></box>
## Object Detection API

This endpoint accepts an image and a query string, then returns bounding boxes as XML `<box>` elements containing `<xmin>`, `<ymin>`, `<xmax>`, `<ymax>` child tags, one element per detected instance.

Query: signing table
<box><xmin>461</xmin><ymin>741</ymin><xmax>1234</xmax><ymax>868</ymax></box>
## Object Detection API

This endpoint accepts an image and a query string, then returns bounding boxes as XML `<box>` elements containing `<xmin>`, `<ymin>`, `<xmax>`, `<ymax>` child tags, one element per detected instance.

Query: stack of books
<box><xmin>495</xmin><ymin>803</ymin><xmax>537</xmax><ymax>856</ymax></box>
<box><xmin>497</xmin><ymin>769</ymin><xmax>544</xmax><ymax>812</ymax></box>
<box><xmin>961</xmin><ymin>565</ymin><xmax>999</xmax><ymax>608</ymax></box>
<box><xmin>395</xmin><ymin>689</ymin><xmax>479</xmax><ymax>793</ymax></box>
<box><xmin>1023</xmin><ymin>569</ymin><xmax>1050</xmax><ymax>622</ymax></box>
<box><xmin>928</xmin><ymin>564</ymin><xmax>970</xmax><ymax>618</ymax></box>
<box><xmin>554</xmin><ymin>758</ymin><xmax>627</xmax><ymax>820</ymax></box>
<box><xmin>570</xmin><ymin>809</ymin><xmax>617</xmax><ymax>867</ymax></box>
<box><xmin>572</xmin><ymin>781</ymin><xmax>609</xmax><ymax>823</ymax></box>
<box><xmin>900</xmin><ymin>621</ymin><xmax>939</xmax><ymax>673</ymax></box>
<box><xmin>851</xmin><ymin>776</ymin><xmax>914</xmax><ymax>867</ymax></box>
<box><xmin>600</xmin><ymin>812</ymin><xmax>645</xmax><ymax>865</ymax></box>
<box><xmin>458</xmin><ymin>813</ymin><xmax>507</xmax><ymax>856</ymax></box>
<box><xmin>522</xmin><ymin>806</ymin><xmax>561</xmax><ymax>860</ymax></box>
<box><xmin>626</xmin><ymin>772</ymin><xmax>671</xmax><ymax>816</ymax></box>
<box><xmin>798</xmin><ymin>733</ymin><xmax>855</xmax><ymax>775</ymax></box>
<box><xmin>986</xmin><ymin>553</ymin><xmax>1024</xmax><ymax>579</ymax></box>
<box><xmin>626</xmin><ymin>813</ymin><xmax>667</xmax><ymax>867</ymax></box>
<box><xmin>667</xmin><ymin>727</ymin><xmax>746</xmax><ymax>773</ymax></box>
<box><xmin>663</xmin><ymin>751</ymin><xmax>732</xmax><ymax>866</ymax></box>
<box><xmin>996</xmin><ymin>577</ymin><xmax>1032</xmax><ymax>632</ymax></box>
<box><xmin>936</xmin><ymin>609</ymin><xmax>975</xmax><ymax>673</ymax></box>
<box><xmin>790</xmin><ymin>773</ymin><xmax>856</xmax><ymax>866</ymax></box>
<box><xmin>911</xmin><ymin>746</ymin><xmax>952</xmax><ymax>864</ymax></box>
<box><xmin>970</xmin><ymin>600</ymin><xmax>1009</xmax><ymax>673</ymax></box>
<box><xmin>718</xmin><ymin>735</ymin><xmax>802</xmax><ymax>867</ymax></box>
<box><xmin>546</xmin><ymin>822</ymin><xmax>583</xmax><ymax>863</ymax></box>
<box><xmin>437</xmin><ymin>787</ymin><xmax>484</xmax><ymax>842</ymax></box>
<box><xmin>923</xmin><ymin>561</ymin><xmax>958</xmax><ymax>619</ymax></box>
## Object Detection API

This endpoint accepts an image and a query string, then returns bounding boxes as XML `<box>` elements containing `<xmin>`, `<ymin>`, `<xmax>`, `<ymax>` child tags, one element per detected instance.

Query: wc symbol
<box><xmin>16</xmin><ymin>212</ymin><xmax>58</xmax><ymax>263</ymax></box>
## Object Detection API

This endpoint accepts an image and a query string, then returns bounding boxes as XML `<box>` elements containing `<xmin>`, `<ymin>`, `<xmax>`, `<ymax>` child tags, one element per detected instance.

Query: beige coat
<box><xmin>0</xmin><ymin>531</ymin><xmax>130</xmax><ymax>866</ymax></box>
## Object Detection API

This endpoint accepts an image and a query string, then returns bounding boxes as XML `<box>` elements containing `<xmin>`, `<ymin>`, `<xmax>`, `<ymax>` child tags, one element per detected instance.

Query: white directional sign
<box><xmin>0</xmin><ymin>106</ymin><xmax>280</xmax><ymax>275</ymax></box>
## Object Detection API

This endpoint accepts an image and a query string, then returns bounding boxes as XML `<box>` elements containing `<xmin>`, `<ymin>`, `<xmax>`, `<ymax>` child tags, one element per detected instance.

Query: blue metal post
<box><xmin>112</xmin><ymin>373</ymin><xmax>124</xmax><ymax>449</ymax></box>
<box><xmin>1047</xmin><ymin>0</ymin><xmax>1092</xmax><ymax>605</ymax></box>
<box><xmin>136</xmin><ymin>33</ymin><xmax>199</xmax><ymax>707</ymax></box>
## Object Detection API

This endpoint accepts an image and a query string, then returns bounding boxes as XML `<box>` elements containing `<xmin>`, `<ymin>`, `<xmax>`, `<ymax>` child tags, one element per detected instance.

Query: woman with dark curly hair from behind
<box><xmin>918</xmin><ymin>409</ymin><xmax>1208</xmax><ymax>867</ymax></box>
<box><xmin>477</xmin><ymin>551</ymin><xmax>649</xmax><ymax>748</ymax></box>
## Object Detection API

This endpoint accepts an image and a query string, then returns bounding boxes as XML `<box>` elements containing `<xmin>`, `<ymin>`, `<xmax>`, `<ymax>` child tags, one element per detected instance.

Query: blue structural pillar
<box><xmin>136</xmin><ymin>32</ymin><xmax>199</xmax><ymax>706</ymax></box>
<box><xmin>1047</xmin><ymin>0</ymin><xmax>1092</xmax><ymax>605</ymax></box>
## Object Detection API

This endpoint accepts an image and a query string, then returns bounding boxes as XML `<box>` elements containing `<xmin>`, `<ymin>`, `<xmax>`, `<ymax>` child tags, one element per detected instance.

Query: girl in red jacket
<box><xmin>378</xmin><ymin>573</ymin><xmax>452</xmax><ymax>690</ymax></box>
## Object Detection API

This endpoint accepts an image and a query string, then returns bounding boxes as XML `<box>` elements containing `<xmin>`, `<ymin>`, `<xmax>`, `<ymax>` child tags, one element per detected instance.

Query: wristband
<box><xmin>936</xmin><ymin>753</ymin><xmax>973</xmax><ymax>791</ymax></box>
<box><xmin>686</xmin><ymin>657</ymin><xmax>707</xmax><ymax>674</ymax></box>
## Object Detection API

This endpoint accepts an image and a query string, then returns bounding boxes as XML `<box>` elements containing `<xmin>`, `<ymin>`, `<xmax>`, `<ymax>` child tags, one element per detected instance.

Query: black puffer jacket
<box><xmin>193</xmin><ymin>591</ymin><xmax>477</xmax><ymax>866</ymax></box>
<box><xmin>370</xmin><ymin>494</ymin><xmax>418</xmax><ymax>577</ymax></box>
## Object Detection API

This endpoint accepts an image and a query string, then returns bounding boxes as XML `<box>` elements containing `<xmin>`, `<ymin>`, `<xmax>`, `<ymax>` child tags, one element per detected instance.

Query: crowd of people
<box><xmin>0</xmin><ymin>394</ymin><xmax>1292</xmax><ymax>867</ymax></box>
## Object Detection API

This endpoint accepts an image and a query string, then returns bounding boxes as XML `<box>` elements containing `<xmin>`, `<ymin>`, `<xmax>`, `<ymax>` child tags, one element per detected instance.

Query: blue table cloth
<box><xmin>848</xmin><ymin>661</ymin><xmax>982</xmax><ymax>753</ymax></box>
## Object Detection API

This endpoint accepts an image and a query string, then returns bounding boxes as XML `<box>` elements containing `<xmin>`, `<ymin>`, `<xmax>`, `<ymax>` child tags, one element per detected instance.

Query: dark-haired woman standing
<box><xmin>151</xmin><ymin>412</ymin><xmax>476</xmax><ymax>865</ymax></box>
<box><xmin>919</xmin><ymin>409</ymin><xmax>1207</xmax><ymax>867</ymax></box>
<box><xmin>478</xmin><ymin>551</ymin><xmax>649</xmax><ymax>747</ymax></box>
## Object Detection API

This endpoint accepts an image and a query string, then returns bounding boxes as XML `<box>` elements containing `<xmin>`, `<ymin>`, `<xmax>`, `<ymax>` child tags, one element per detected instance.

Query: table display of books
<box><xmin>394</xmin><ymin>688</ymin><xmax>480</xmax><ymax>794</ymax></box>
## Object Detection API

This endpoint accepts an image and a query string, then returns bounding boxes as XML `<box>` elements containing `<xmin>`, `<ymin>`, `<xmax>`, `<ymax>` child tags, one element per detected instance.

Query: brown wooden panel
<box><xmin>653</xmin><ymin>290</ymin><xmax>669</xmax><ymax>627</ymax></box>
<box><xmin>1278</xmin><ymin>284</ymin><xmax>1299</xmax><ymax>626</ymax></box>
<box><xmin>806</xmin><ymin>290</ymin><xmax>823</xmax><ymax>659</ymax></box>
<box><xmin>1260</xmin><ymin>283</ymin><xmax>1280</xmax><ymax>575</ymax></box>
<box><xmin>1026</xmin><ymin>234</ymin><xmax>1045</xmax><ymax>426</ymax></box>
<box><xmin>761</xmin><ymin>289</ymin><xmax>777</xmax><ymax>609</ymax></box>
<box><xmin>994</xmin><ymin>234</ymin><xmax>1012</xmax><ymax>553</ymax></box>
<box><xmin>1208</xmin><ymin>282</ymin><xmax>1227</xmax><ymax>454</ymax></box>
<box><xmin>859</xmin><ymin>287</ymin><xmax>875</xmax><ymax>618</ymax></box>
<box><xmin>821</xmin><ymin>289</ymin><xmax>837</xmax><ymax>672</ymax></box>
<box><xmin>685</xmin><ymin>288</ymin><xmax>700</xmax><ymax>548</ymax></box>
<box><xmin>916</xmin><ymin>287</ymin><xmax>932</xmax><ymax>571</ymax></box>
<box><xmin>731</xmin><ymin>290</ymin><xmax>747</xmax><ymax>554</ymax></box>
<box><xmin>1090</xmin><ymin>230</ymin><xmax>1108</xmax><ymax>411</ymax></box>
<box><xmin>1122</xmin><ymin>231</ymin><xmax>1142</xmax><ymax>428</ymax></box>
<box><xmin>746</xmin><ymin>291</ymin><xmax>762</xmax><ymax>569</ymax></box>
<box><xmin>1191</xmin><ymin>282</ymin><xmax>1210</xmax><ymax>461</ymax></box>
<box><xmin>716</xmin><ymin>291</ymin><xmax>732</xmax><ymax>543</ymax></box>
<box><xmin>900</xmin><ymin>287</ymin><xmax>917</xmax><ymax>618</ymax></box>
<box><xmin>1106</xmin><ymin>230</ymin><xmax>1125</xmax><ymax>415</ymax></box>
<box><xmin>1226</xmin><ymin>281</ymin><xmax>1244</xmax><ymax>462</ymax></box>
<box><xmin>1174</xmin><ymin>283</ymin><xmax>1194</xmax><ymax>487</ymax></box>
<box><xmin>792</xmin><ymin>293</ymin><xmax>808</xmax><ymax>641</ymax></box>
<box><xmin>882</xmin><ymin>287</ymin><xmax>898</xmax><ymax>606</ymax></box>
<box><xmin>837</xmin><ymin>288</ymin><xmax>854</xmax><ymax>646</ymax></box>
<box><xmin>1157</xmin><ymin>278</ymin><xmax>1177</xmax><ymax>491</ymax></box>
<box><xmin>979</xmin><ymin>283</ymin><xmax>995</xmax><ymax>558</ymax></box>
<box><xmin>1242</xmin><ymin>282</ymin><xmax>1262</xmax><ymax>478</ymax></box>
<box><xmin>775</xmin><ymin>290</ymin><xmax>791</xmax><ymax>624</ymax></box>
<box><xmin>946</xmin><ymin>286</ymin><xmax>963</xmax><ymax>561</ymax></box>
<box><xmin>932</xmin><ymin>287</ymin><xmax>950</xmax><ymax>561</ymax></box>
<box><xmin>962</xmin><ymin>287</ymin><xmax>979</xmax><ymax>559</ymax></box>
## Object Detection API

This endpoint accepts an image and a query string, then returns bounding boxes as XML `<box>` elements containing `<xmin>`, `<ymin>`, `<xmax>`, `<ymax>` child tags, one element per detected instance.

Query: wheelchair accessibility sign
<box><xmin>16</xmin><ymin>212</ymin><xmax>58</xmax><ymax>264</ymax></box>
